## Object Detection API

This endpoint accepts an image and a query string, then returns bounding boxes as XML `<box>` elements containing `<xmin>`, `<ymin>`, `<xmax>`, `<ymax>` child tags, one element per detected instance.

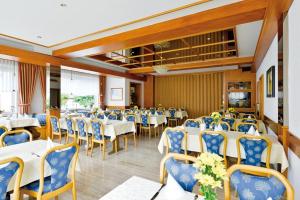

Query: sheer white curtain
<box><xmin>61</xmin><ymin>69</ymin><xmax>99</xmax><ymax>110</ymax></box>
<box><xmin>0</xmin><ymin>59</ymin><xmax>18</xmax><ymax>112</ymax></box>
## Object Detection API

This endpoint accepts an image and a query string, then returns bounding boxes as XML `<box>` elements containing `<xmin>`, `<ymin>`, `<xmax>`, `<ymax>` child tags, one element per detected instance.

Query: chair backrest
<box><xmin>97</xmin><ymin>113</ymin><xmax>105</xmax><ymax>119</ymax></box>
<box><xmin>65</xmin><ymin>117</ymin><xmax>75</xmax><ymax>135</ymax></box>
<box><xmin>0</xmin><ymin>157</ymin><xmax>24</xmax><ymax>200</ymax></box>
<box><xmin>237</xmin><ymin>135</ymin><xmax>272</xmax><ymax>168</ymax></box>
<box><xmin>212</xmin><ymin>122</ymin><xmax>230</xmax><ymax>131</ymax></box>
<box><xmin>0</xmin><ymin>130</ymin><xmax>32</xmax><ymax>147</ymax></box>
<box><xmin>165</xmin><ymin>127</ymin><xmax>187</xmax><ymax>154</ymax></box>
<box><xmin>90</xmin><ymin>119</ymin><xmax>105</xmax><ymax>140</ymax></box>
<box><xmin>50</xmin><ymin>116</ymin><xmax>60</xmax><ymax>133</ymax></box>
<box><xmin>224</xmin><ymin>164</ymin><xmax>294</xmax><ymax>200</ymax></box>
<box><xmin>184</xmin><ymin>119</ymin><xmax>200</xmax><ymax>128</ymax></box>
<box><xmin>0</xmin><ymin>126</ymin><xmax>8</xmax><ymax>137</ymax></box>
<box><xmin>140</xmin><ymin>114</ymin><xmax>149</xmax><ymax>127</ymax></box>
<box><xmin>242</xmin><ymin>114</ymin><xmax>256</xmax><ymax>119</ymax></box>
<box><xmin>156</xmin><ymin>110</ymin><xmax>164</xmax><ymax>115</ymax></box>
<box><xmin>125</xmin><ymin>115</ymin><xmax>136</xmax><ymax>123</ymax></box>
<box><xmin>199</xmin><ymin>131</ymin><xmax>228</xmax><ymax>166</ymax></box>
<box><xmin>149</xmin><ymin>107</ymin><xmax>156</xmax><ymax>115</ymax></box>
<box><xmin>236</xmin><ymin>123</ymin><xmax>258</xmax><ymax>133</ymax></box>
<box><xmin>107</xmin><ymin>114</ymin><xmax>117</xmax><ymax>120</ymax></box>
<box><xmin>242</xmin><ymin>118</ymin><xmax>258</xmax><ymax>124</ymax></box>
<box><xmin>104</xmin><ymin>111</ymin><xmax>111</xmax><ymax>117</ymax></box>
<box><xmin>160</xmin><ymin>153</ymin><xmax>197</xmax><ymax>192</ymax></box>
<box><xmin>38</xmin><ymin>143</ymin><xmax>79</xmax><ymax>195</ymax></box>
<box><xmin>202</xmin><ymin>116</ymin><xmax>213</xmax><ymax>129</ymax></box>
<box><xmin>168</xmin><ymin>108</ymin><xmax>176</xmax><ymax>118</ymax></box>
<box><xmin>33</xmin><ymin>114</ymin><xmax>47</xmax><ymax>126</ymax></box>
<box><xmin>221</xmin><ymin>117</ymin><xmax>235</xmax><ymax>128</ymax></box>
<box><xmin>76</xmin><ymin>118</ymin><xmax>88</xmax><ymax>137</ymax></box>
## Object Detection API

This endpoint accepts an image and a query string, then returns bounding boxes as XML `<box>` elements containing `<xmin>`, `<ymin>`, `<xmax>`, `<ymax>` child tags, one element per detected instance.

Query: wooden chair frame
<box><xmin>167</xmin><ymin>108</ymin><xmax>178</xmax><ymax>127</ymax></box>
<box><xmin>164</xmin><ymin>127</ymin><xmax>187</xmax><ymax>156</ymax></box>
<box><xmin>236</xmin><ymin>134</ymin><xmax>272</xmax><ymax>168</ymax></box>
<box><xmin>211</xmin><ymin>121</ymin><xmax>231</xmax><ymax>131</ymax></box>
<box><xmin>199</xmin><ymin>130</ymin><xmax>228</xmax><ymax>167</ymax></box>
<box><xmin>65</xmin><ymin>117</ymin><xmax>77</xmax><ymax>144</ymax></box>
<box><xmin>0</xmin><ymin>157</ymin><xmax>24</xmax><ymax>200</ymax></box>
<box><xmin>107</xmin><ymin>113</ymin><xmax>118</xmax><ymax>120</ymax></box>
<box><xmin>224</xmin><ymin>164</ymin><xmax>294</xmax><ymax>200</ymax></box>
<box><xmin>160</xmin><ymin>153</ymin><xmax>197</xmax><ymax>185</ymax></box>
<box><xmin>122</xmin><ymin>115</ymin><xmax>137</xmax><ymax>150</ymax></box>
<box><xmin>0</xmin><ymin>129</ymin><xmax>33</xmax><ymax>147</ymax></box>
<box><xmin>183</xmin><ymin>119</ymin><xmax>201</xmax><ymax>128</ymax></box>
<box><xmin>140</xmin><ymin>114</ymin><xmax>158</xmax><ymax>139</ymax></box>
<box><xmin>235</xmin><ymin>122</ymin><xmax>258</xmax><ymax>132</ymax></box>
<box><xmin>20</xmin><ymin>142</ymin><xmax>79</xmax><ymax>200</ymax></box>
<box><xmin>0</xmin><ymin>125</ymin><xmax>8</xmax><ymax>135</ymax></box>
<box><xmin>75</xmin><ymin>118</ymin><xmax>90</xmax><ymax>156</ymax></box>
<box><xmin>50</xmin><ymin>116</ymin><xmax>65</xmax><ymax>143</ymax></box>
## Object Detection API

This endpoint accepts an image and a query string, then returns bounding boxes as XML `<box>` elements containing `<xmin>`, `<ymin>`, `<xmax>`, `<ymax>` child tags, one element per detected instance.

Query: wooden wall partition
<box><xmin>154</xmin><ymin>72</ymin><xmax>223</xmax><ymax>118</ymax></box>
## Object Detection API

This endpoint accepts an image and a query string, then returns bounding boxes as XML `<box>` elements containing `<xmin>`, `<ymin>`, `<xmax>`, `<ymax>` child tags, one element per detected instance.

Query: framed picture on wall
<box><xmin>111</xmin><ymin>88</ymin><xmax>123</xmax><ymax>101</ymax></box>
<box><xmin>266</xmin><ymin>66</ymin><xmax>275</xmax><ymax>97</ymax></box>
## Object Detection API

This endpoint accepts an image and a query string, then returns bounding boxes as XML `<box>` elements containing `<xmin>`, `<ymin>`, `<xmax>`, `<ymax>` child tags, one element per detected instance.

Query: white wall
<box><xmin>105</xmin><ymin>76</ymin><xmax>127</xmax><ymax>106</ymax></box>
<box><xmin>285</xmin><ymin>0</ymin><xmax>300</xmax><ymax>198</ymax></box>
<box><xmin>256</xmin><ymin>35</ymin><xmax>278</xmax><ymax>123</ymax></box>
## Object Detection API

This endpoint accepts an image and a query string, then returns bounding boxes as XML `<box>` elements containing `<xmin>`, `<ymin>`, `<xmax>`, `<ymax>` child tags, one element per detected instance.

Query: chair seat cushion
<box><xmin>23</xmin><ymin>176</ymin><xmax>70</xmax><ymax>194</ymax></box>
<box><xmin>4</xmin><ymin>133</ymin><xmax>29</xmax><ymax>146</ymax></box>
<box><xmin>95</xmin><ymin>135</ymin><xmax>111</xmax><ymax>140</ymax></box>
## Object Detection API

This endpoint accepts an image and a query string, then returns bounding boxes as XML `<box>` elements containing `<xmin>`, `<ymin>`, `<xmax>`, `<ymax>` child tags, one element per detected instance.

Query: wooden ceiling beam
<box><xmin>0</xmin><ymin>45</ymin><xmax>145</xmax><ymax>81</ymax></box>
<box><xmin>53</xmin><ymin>0</ymin><xmax>267</xmax><ymax>58</ymax></box>
<box><xmin>128</xmin><ymin>56</ymin><xmax>254</xmax><ymax>74</ymax></box>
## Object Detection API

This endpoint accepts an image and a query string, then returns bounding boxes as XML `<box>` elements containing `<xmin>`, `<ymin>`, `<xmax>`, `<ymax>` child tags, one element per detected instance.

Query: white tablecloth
<box><xmin>158</xmin><ymin>127</ymin><xmax>289</xmax><ymax>172</ymax></box>
<box><xmin>0</xmin><ymin>140</ymin><xmax>54</xmax><ymax>191</ymax></box>
<box><xmin>0</xmin><ymin>117</ymin><xmax>40</xmax><ymax>130</ymax></box>
<box><xmin>136</xmin><ymin>115</ymin><xmax>167</xmax><ymax>127</ymax></box>
<box><xmin>99</xmin><ymin>176</ymin><xmax>199</xmax><ymax>200</ymax></box>
<box><xmin>165</xmin><ymin>111</ymin><xmax>188</xmax><ymax>119</ymax></box>
<box><xmin>60</xmin><ymin>118</ymin><xmax>136</xmax><ymax>141</ymax></box>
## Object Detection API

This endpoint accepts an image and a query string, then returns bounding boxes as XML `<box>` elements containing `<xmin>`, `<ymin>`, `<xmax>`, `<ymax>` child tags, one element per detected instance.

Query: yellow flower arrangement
<box><xmin>228</xmin><ymin>107</ymin><xmax>235</xmax><ymax>113</ymax></box>
<box><xmin>210</xmin><ymin>112</ymin><xmax>221</xmax><ymax>124</ymax></box>
<box><xmin>194</xmin><ymin>152</ymin><xmax>226</xmax><ymax>200</ymax></box>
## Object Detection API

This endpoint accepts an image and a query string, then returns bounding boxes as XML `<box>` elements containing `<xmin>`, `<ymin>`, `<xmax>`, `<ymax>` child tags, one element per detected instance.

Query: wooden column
<box><xmin>99</xmin><ymin>75</ymin><xmax>106</xmax><ymax>109</ymax></box>
<box><xmin>144</xmin><ymin>75</ymin><xmax>154</xmax><ymax>108</ymax></box>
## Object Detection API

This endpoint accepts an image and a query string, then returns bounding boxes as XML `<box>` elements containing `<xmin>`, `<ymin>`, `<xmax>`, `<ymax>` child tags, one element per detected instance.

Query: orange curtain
<box><xmin>38</xmin><ymin>67</ymin><xmax>46</xmax><ymax>112</ymax></box>
<box><xmin>18</xmin><ymin>63</ymin><xmax>38</xmax><ymax>114</ymax></box>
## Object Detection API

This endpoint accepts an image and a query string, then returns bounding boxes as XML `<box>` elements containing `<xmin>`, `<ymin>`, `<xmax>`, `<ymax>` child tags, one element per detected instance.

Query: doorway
<box><xmin>130</xmin><ymin>82</ymin><xmax>142</xmax><ymax>107</ymax></box>
<box><xmin>257</xmin><ymin>75</ymin><xmax>264</xmax><ymax>120</ymax></box>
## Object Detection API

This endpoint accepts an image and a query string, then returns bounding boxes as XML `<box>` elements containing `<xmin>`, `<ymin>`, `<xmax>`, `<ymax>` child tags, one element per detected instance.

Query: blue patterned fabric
<box><xmin>169</xmin><ymin>109</ymin><xmax>176</xmax><ymax>118</ymax></box>
<box><xmin>221</xmin><ymin>118</ymin><xmax>235</xmax><ymax>128</ymax></box>
<box><xmin>91</xmin><ymin>121</ymin><xmax>110</xmax><ymax>140</ymax></box>
<box><xmin>3</xmin><ymin>132</ymin><xmax>30</xmax><ymax>146</ymax></box>
<box><xmin>185</xmin><ymin>120</ymin><xmax>200</xmax><ymax>128</ymax></box>
<box><xmin>202</xmin><ymin>133</ymin><xmax>224</xmax><ymax>154</ymax></box>
<box><xmin>0</xmin><ymin>162</ymin><xmax>20</xmax><ymax>200</ymax></box>
<box><xmin>124</xmin><ymin>109</ymin><xmax>131</xmax><ymax>114</ymax></box>
<box><xmin>66</xmin><ymin>118</ymin><xmax>75</xmax><ymax>135</ymax></box>
<box><xmin>212</xmin><ymin>123</ymin><xmax>229</xmax><ymax>131</ymax></box>
<box><xmin>50</xmin><ymin>117</ymin><xmax>59</xmax><ymax>133</ymax></box>
<box><xmin>239</xmin><ymin>138</ymin><xmax>267</xmax><ymax>166</ymax></box>
<box><xmin>242</xmin><ymin>119</ymin><xmax>258</xmax><ymax>124</ymax></box>
<box><xmin>33</xmin><ymin>114</ymin><xmax>47</xmax><ymax>126</ymax></box>
<box><xmin>157</xmin><ymin>111</ymin><xmax>163</xmax><ymax>115</ymax></box>
<box><xmin>237</xmin><ymin>124</ymin><xmax>256</xmax><ymax>133</ymax></box>
<box><xmin>149</xmin><ymin>108</ymin><xmax>156</xmax><ymax>115</ymax></box>
<box><xmin>108</xmin><ymin>114</ymin><xmax>117</xmax><ymax>120</ymax></box>
<box><xmin>125</xmin><ymin>115</ymin><xmax>135</xmax><ymax>122</ymax></box>
<box><xmin>0</xmin><ymin>127</ymin><xmax>7</xmax><ymax>136</ymax></box>
<box><xmin>24</xmin><ymin>147</ymin><xmax>76</xmax><ymax>194</ymax></box>
<box><xmin>76</xmin><ymin>119</ymin><xmax>87</xmax><ymax>137</ymax></box>
<box><xmin>166</xmin><ymin>129</ymin><xmax>185</xmax><ymax>153</ymax></box>
<box><xmin>97</xmin><ymin>113</ymin><xmax>105</xmax><ymax>119</ymax></box>
<box><xmin>104</xmin><ymin>111</ymin><xmax>111</xmax><ymax>117</ymax></box>
<box><xmin>230</xmin><ymin>170</ymin><xmax>286</xmax><ymax>200</ymax></box>
<box><xmin>203</xmin><ymin>117</ymin><xmax>213</xmax><ymax>129</ymax></box>
<box><xmin>165</xmin><ymin>158</ymin><xmax>197</xmax><ymax>192</ymax></box>
<box><xmin>141</xmin><ymin>114</ymin><xmax>149</xmax><ymax>127</ymax></box>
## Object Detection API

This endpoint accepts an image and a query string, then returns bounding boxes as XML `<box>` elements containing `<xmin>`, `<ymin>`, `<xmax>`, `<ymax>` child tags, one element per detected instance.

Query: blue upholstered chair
<box><xmin>225</xmin><ymin>164</ymin><xmax>294</xmax><ymax>200</ymax></box>
<box><xmin>236</xmin><ymin>123</ymin><xmax>258</xmax><ymax>133</ymax></box>
<box><xmin>32</xmin><ymin>114</ymin><xmax>47</xmax><ymax>126</ymax></box>
<box><xmin>157</xmin><ymin>111</ymin><xmax>164</xmax><ymax>115</ymax></box>
<box><xmin>0</xmin><ymin>129</ymin><xmax>32</xmax><ymax>147</ymax></box>
<box><xmin>122</xmin><ymin>115</ymin><xmax>137</xmax><ymax>149</ymax></box>
<box><xmin>149</xmin><ymin>107</ymin><xmax>156</xmax><ymax>115</ymax></box>
<box><xmin>107</xmin><ymin>114</ymin><xmax>117</xmax><ymax>120</ymax></box>
<box><xmin>90</xmin><ymin>119</ymin><xmax>114</xmax><ymax>159</ymax></box>
<box><xmin>237</xmin><ymin>135</ymin><xmax>272</xmax><ymax>168</ymax></box>
<box><xmin>202</xmin><ymin>116</ymin><xmax>214</xmax><ymax>129</ymax></box>
<box><xmin>168</xmin><ymin>108</ymin><xmax>178</xmax><ymax>127</ymax></box>
<box><xmin>50</xmin><ymin>116</ymin><xmax>65</xmax><ymax>143</ymax></box>
<box><xmin>242</xmin><ymin>118</ymin><xmax>258</xmax><ymax>124</ymax></box>
<box><xmin>221</xmin><ymin>117</ymin><xmax>235</xmax><ymax>129</ymax></box>
<box><xmin>242</xmin><ymin>114</ymin><xmax>256</xmax><ymax>119</ymax></box>
<box><xmin>164</xmin><ymin>128</ymin><xmax>187</xmax><ymax>155</ymax></box>
<box><xmin>199</xmin><ymin>131</ymin><xmax>228</xmax><ymax>167</ymax></box>
<box><xmin>0</xmin><ymin>157</ymin><xmax>24</xmax><ymax>200</ymax></box>
<box><xmin>21</xmin><ymin>143</ymin><xmax>79</xmax><ymax>200</ymax></box>
<box><xmin>124</xmin><ymin>109</ymin><xmax>131</xmax><ymax>114</ymax></box>
<box><xmin>76</xmin><ymin>118</ymin><xmax>91</xmax><ymax>155</ymax></box>
<box><xmin>212</xmin><ymin>122</ymin><xmax>230</xmax><ymax>131</ymax></box>
<box><xmin>160</xmin><ymin>153</ymin><xmax>198</xmax><ymax>192</ymax></box>
<box><xmin>0</xmin><ymin>126</ymin><xmax>7</xmax><ymax>137</ymax></box>
<box><xmin>140</xmin><ymin>114</ymin><xmax>157</xmax><ymax>139</ymax></box>
<box><xmin>184</xmin><ymin>119</ymin><xmax>200</xmax><ymax>128</ymax></box>
<box><xmin>104</xmin><ymin>111</ymin><xmax>111</xmax><ymax>117</ymax></box>
<box><xmin>65</xmin><ymin>117</ymin><xmax>76</xmax><ymax>143</ymax></box>
<box><xmin>97</xmin><ymin>113</ymin><xmax>105</xmax><ymax>119</ymax></box>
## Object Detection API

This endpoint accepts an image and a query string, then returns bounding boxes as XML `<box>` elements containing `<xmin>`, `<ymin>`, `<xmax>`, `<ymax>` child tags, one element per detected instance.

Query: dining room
<box><xmin>0</xmin><ymin>0</ymin><xmax>299</xmax><ymax>200</ymax></box>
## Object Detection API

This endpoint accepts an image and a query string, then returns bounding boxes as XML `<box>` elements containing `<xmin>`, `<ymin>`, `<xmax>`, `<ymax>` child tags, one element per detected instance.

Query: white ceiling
<box><xmin>0</xmin><ymin>0</ymin><xmax>240</xmax><ymax>47</ymax></box>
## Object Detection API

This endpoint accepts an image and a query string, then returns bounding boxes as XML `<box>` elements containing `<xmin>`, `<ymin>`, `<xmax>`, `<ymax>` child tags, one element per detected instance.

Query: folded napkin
<box><xmin>247</xmin><ymin>126</ymin><xmax>256</xmax><ymax>135</ymax></box>
<box><xmin>200</xmin><ymin>123</ymin><xmax>206</xmax><ymax>131</ymax></box>
<box><xmin>156</xmin><ymin>174</ymin><xmax>186</xmax><ymax>200</ymax></box>
<box><xmin>122</xmin><ymin>117</ymin><xmax>127</xmax><ymax>122</ymax></box>
<box><xmin>248</xmin><ymin>115</ymin><xmax>252</xmax><ymax>119</ymax></box>
<box><xmin>254</xmin><ymin>130</ymin><xmax>260</xmax><ymax>136</ymax></box>
<box><xmin>225</xmin><ymin>114</ymin><xmax>231</xmax><ymax>118</ymax></box>
<box><xmin>46</xmin><ymin>137</ymin><xmax>54</xmax><ymax>150</ymax></box>
<box><xmin>214</xmin><ymin>124</ymin><xmax>223</xmax><ymax>131</ymax></box>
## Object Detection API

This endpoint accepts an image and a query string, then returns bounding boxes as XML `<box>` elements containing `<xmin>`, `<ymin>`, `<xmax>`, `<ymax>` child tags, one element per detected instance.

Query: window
<box><xmin>0</xmin><ymin>59</ymin><xmax>18</xmax><ymax>113</ymax></box>
<box><xmin>61</xmin><ymin>69</ymin><xmax>99</xmax><ymax>111</ymax></box>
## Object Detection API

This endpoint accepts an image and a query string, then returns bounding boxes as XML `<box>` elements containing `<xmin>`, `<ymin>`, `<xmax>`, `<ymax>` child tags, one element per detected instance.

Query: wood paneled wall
<box><xmin>155</xmin><ymin>72</ymin><xmax>223</xmax><ymax>118</ymax></box>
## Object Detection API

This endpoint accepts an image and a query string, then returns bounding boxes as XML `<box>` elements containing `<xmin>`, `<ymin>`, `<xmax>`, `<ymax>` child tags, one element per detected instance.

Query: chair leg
<box><xmin>133</xmin><ymin>133</ymin><xmax>137</xmax><ymax>148</ymax></box>
<box><xmin>55</xmin><ymin>196</ymin><xmax>59</xmax><ymax>200</ymax></box>
<box><xmin>114</xmin><ymin>140</ymin><xmax>118</xmax><ymax>153</ymax></box>
<box><xmin>102</xmin><ymin>142</ymin><xmax>106</xmax><ymax>160</ymax></box>
<box><xmin>72</xmin><ymin>183</ymin><xmax>77</xmax><ymax>200</ymax></box>
<box><xmin>86</xmin><ymin>139</ymin><xmax>89</xmax><ymax>156</ymax></box>
<box><xmin>90</xmin><ymin>141</ymin><xmax>94</xmax><ymax>157</ymax></box>
<box><xmin>149</xmin><ymin>127</ymin><xmax>151</xmax><ymax>139</ymax></box>
<box><xmin>124</xmin><ymin>136</ymin><xmax>128</xmax><ymax>151</ymax></box>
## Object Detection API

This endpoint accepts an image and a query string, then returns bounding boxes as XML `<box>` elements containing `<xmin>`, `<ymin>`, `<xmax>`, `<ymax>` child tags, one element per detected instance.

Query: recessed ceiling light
<box><xmin>37</xmin><ymin>35</ymin><xmax>42</xmax><ymax>39</ymax></box>
<box><xmin>60</xmin><ymin>3</ymin><xmax>67</xmax><ymax>7</ymax></box>
<box><xmin>207</xmin><ymin>37</ymin><xmax>211</xmax><ymax>41</ymax></box>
